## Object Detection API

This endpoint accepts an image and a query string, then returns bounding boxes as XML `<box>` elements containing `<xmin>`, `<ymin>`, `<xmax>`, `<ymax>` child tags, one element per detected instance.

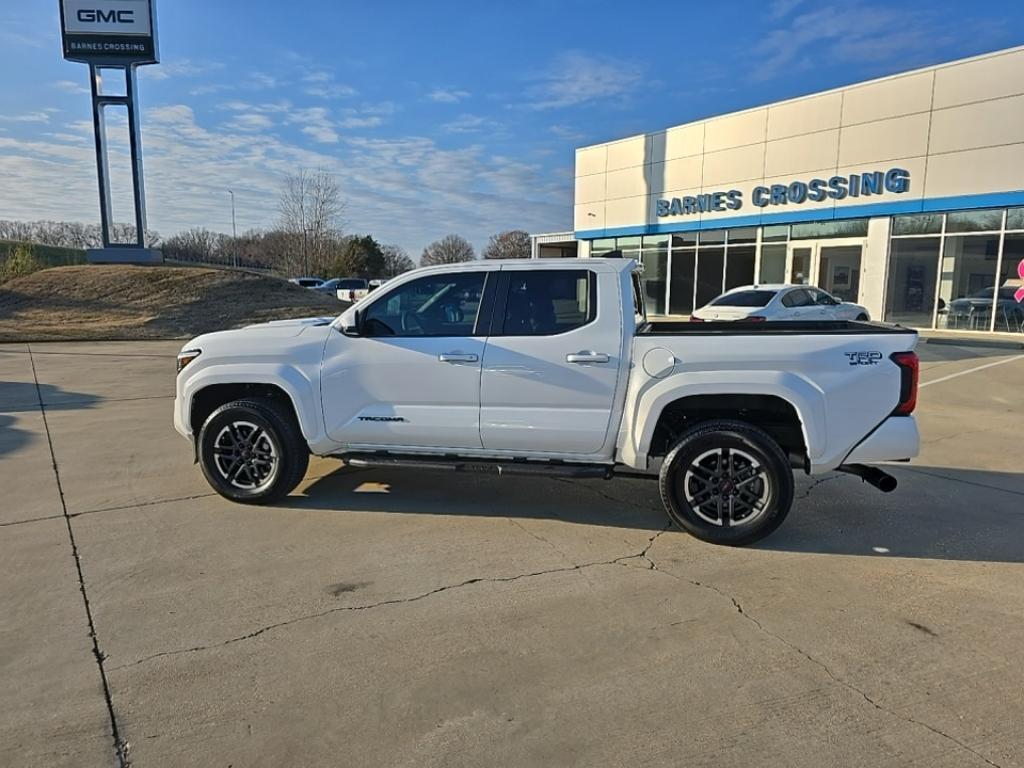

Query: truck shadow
<box><xmin>294</xmin><ymin>462</ymin><xmax>1024</xmax><ymax>564</ymax></box>
<box><xmin>294</xmin><ymin>465</ymin><xmax>668</xmax><ymax>533</ymax></box>
<box><xmin>757</xmin><ymin>465</ymin><xmax>1024</xmax><ymax>563</ymax></box>
<box><xmin>0</xmin><ymin>380</ymin><xmax>101</xmax><ymax>458</ymax></box>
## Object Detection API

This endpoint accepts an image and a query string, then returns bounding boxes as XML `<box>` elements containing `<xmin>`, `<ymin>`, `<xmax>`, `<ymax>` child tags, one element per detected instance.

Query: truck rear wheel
<box><xmin>198</xmin><ymin>398</ymin><xmax>309</xmax><ymax>504</ymax></box>
<box><xmin>658</xmin><ymin>420</ymin><xmax>793</xmax><ymax>546</ymax></box>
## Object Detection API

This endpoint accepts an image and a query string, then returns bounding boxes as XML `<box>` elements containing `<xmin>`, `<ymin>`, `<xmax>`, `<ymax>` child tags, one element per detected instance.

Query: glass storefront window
<box><xmin>642</xmin><ymin>234</ymin><xmax>669</xmax><ymax>248</ymax></box>
<box><xmin>671</xmin><ymin>232</ymin><xmax>697</xmax><ymax>247</ymax></box>
<box><xmin>892</xmin><ymin>214</ymin><xmax>943</xmax><ymax>235</ymax></box>
<box><xmin>724</xmin><ymin>246</ymin><xmax>756</xmax><ymax>291</ymax></box>
<box><xmin>591</xmin><ymin>238</ymin><xmax>615</xmax><ymax>254</ymax></box>
<box><xmin>937</xmin><ymin>235</ymin><xmax>1000</xmax><ymax>330</ymax></box>
<box><xmin>695</xmin><ymin>248</ymin><xmax>724</xmax><ymax>308</ymax></box>
<box><xmin>639</xmin><ymin>247</ymin><xmax>668</xmax><ymax>316</ymax></box>
<box><xmin>759</xmin><ymin>244</ymin><xmax>786</xmax><ymax>283</ymax></box>
<box><xmin>762</xmin><ymin>224</ymin><xmax>789</xmax><ymax>242</ymax></box>
<box><xmin>791</xmin><ymin>219</ymin><xmax>869</xmax><ymax>239</ymax></box>
<box><xmin>945</xmin><ymin>209</ymin><xmax>1004</xmax><ymax>233</ymax></box>
<box><xmin>669</xmin><ymin>248</ymin><xmax>696</xmax><ymax>315</ymax></box>
<box><xmin>617</xmin><ymin>236</ymin><xmax>642</xmax><ymax>250</ymax></box>
<box><xmin>885</xmin><ymin>238</ymin><xmax>940</xmax><ymax>327</ymax></box>
<box><xmin>1006</xmin><ymin>208</ymin><xmax>1024</xmax><ymax>231</ymax></box>
<box><xmin>699</xmin><ymin>230</ymin><xmax>726</xmax><ymax>244</ymax></box>
<box><xmin>996</xmin><ymin>234</ymin><xmax>1024</xmax><ymax>334</ymax></box>
<box><xmin>727</xmin><ymin>227</ymin><xmax>757</xmax><ymax>244</ymax></box>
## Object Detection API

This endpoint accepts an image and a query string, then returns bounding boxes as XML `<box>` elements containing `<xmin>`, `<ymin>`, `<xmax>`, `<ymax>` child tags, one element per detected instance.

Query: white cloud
<box><xmin>752</xmin><ymin>3</ymin><xmax>1005</xmax><ymax>82</ymax></box>
<box><xmin>441</xmin><ymin>114</ymin><xmax>496</xmax><ymax>134</ymax></box>
<box><xmin>230</xmin><ymin>113</ymin><xmax>274</xmax><ymax>132</ymax></box>
<box><xmin>53</xmin><ymin>80</ymin><xmax>90</xmax><ymax>95</ymax></box>
<box><xmin>304</xmin><ymin>83</ymin><xmax>359</xmax><ymax>99</ymax></box>
<box><xmin>524</xmin><ymin>51</ymin><xmax>644</xmax><ymax>110</ymax></box>
<box><xmin>287</xmin><ymin>107</ymin><xmax>339</xmax><ymax>143</ymax></box>
<box><xmin>140</xmin><ymin>59</ymin><xmax>223</xmax><ymax>82</ymax></box>
<box><xmin>339</xmin><ymin>116</ymin><xmax>383</xmax><ymax>129</ymax></box>
<box><xmin>549</xmin><ymin>124</ymin><xmax>585</xmax><ymax>141</ymax></box>
<box><xmin>0</xmin><ymin>111</ymin><xmax>53</xmax><ymax>124</ymax></box>
<box><xmin>427</xmin><ymin>88</ymin><xmax>471</xmax><ymax>103</ymax></box>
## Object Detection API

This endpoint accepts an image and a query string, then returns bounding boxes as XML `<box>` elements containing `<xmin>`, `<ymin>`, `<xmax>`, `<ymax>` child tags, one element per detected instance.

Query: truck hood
<box><xmin>182</xmin><ymin>316</ymin><xmax>335</xmax><ymax>353</ymax></box>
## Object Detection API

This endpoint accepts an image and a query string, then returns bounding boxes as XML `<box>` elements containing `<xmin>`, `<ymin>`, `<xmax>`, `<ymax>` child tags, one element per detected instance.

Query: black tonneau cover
<box><xmin>640</xmin><ymin>320</ymin><xmax>917</xmax><ymax>336</ymax></box>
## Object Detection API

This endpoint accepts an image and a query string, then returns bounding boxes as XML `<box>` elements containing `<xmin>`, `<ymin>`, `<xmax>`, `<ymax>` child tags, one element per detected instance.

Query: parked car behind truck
<box><xmin>175</xmin><ymin>259</ymin><xmax>919</xmax><ymax>546</ymax></box>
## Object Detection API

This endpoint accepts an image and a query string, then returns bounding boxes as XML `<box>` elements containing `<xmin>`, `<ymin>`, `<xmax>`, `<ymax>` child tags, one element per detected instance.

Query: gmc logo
<box><xmin>77</xmin><ymin>9</ymin><xmax>135</xmax><ymax>23</ymax></box>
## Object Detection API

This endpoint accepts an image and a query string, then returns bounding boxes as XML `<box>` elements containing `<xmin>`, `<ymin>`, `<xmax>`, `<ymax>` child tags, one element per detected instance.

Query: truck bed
<box><xmin>640</xmin><ymin>320</ymin><xmax>916</xmax><ymax>336</ymax></box>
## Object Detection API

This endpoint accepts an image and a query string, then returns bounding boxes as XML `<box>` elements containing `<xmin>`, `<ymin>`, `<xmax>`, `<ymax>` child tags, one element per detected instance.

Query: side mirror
<box><xmin>339</xmin><ymin>308</ymin><xmax>361</xmax><ymax>336</ymax></box>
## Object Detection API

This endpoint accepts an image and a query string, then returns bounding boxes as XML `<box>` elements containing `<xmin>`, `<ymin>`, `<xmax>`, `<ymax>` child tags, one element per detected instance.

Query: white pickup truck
<box><xmin>174</xmin><ymin>258</ymin><xmax>919</xmax><ymax>546</ymax></box>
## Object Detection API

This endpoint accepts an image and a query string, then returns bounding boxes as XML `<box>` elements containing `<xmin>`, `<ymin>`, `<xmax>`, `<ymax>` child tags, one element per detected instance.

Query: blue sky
<box><xmin>0</xmin><ymin>0</ymin><xmax>1021</xmax><ymax>258</ymax></box>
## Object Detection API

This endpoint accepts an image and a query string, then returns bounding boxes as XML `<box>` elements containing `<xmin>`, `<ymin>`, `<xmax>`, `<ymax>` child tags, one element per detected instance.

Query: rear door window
<box><xmin>497</xmin><ymin>270</ymin><xmax>595</xmax><ymax>336</ymax></box>
<box><xmin>781</xmin><ymin>288</ymin><xmax>813</xmax><ymax>308</ymax></box>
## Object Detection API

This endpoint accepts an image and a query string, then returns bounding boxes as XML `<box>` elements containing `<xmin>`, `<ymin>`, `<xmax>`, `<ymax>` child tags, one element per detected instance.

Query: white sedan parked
<box><xmin>691</xmin><ymin>284</ymin><xmax>871</xmax><ymax>322</ymax></box>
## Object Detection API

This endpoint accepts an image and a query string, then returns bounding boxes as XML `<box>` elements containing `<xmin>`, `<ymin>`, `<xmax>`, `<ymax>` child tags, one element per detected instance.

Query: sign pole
<box><xmin>88</xmin><ymin>64</ymin><xmax>114</xmax><ymax>248</ymax></box>
<box><xmin>125</xmin><ymin>64</ymin><xmax>148</xmax><ymax>248</ymax></box>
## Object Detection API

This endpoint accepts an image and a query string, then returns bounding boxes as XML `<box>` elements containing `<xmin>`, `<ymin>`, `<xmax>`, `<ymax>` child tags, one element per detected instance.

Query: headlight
<box><xmin>176</xmin><ymin>349</ymin><xmax>201</xmax><ymax>373</ymax></box>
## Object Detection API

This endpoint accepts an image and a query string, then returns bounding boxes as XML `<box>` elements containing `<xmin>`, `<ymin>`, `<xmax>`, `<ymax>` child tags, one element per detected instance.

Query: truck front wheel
<box><xmin>658</xmin><ymin>420</ymin><xmax>793</xmax><ymax>546</ymax></box>
<box><xmin>198</xmin><ymin>399</ymin><xmax>309</xmax><ymax>504</ymax></box>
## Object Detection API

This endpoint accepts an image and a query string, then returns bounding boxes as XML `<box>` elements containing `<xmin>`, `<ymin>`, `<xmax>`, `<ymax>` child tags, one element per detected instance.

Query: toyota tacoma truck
<box><xmin>174</xmin><ymin>259</ymin><xmax>919</xmax><ymax>546</ymax></box>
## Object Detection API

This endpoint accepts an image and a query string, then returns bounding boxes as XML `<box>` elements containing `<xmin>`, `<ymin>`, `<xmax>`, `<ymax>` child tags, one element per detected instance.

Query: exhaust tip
<box><xmin>877</xmin><ymin>475</ymin><xmax>898</xmax><ymax>493</ymax></box>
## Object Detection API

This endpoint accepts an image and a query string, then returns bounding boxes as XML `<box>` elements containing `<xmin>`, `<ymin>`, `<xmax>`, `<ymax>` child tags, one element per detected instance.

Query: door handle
<box><xmin>438</xmin><ymin>353</ymin><xmax>478</xmax><ymax>363</ymax></box>
<box><xmin>566</xmin><ymin>352</ymin><xmax>610</xmax><ymax>364</ymax></box>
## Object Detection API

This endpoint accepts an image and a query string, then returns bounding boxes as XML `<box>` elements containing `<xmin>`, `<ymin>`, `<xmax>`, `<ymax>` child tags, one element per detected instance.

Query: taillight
<box><xmin>891</xmin><ymin>351</ymin><xmax>919</xmax><ymax>415</ymax></box>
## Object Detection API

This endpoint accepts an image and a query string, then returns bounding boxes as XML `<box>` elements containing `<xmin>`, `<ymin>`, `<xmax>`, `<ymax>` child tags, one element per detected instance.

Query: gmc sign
<box><xmin>60</xmin><ymin>0</ymin><xmax>159</xmax><ymax>64</ymax></box>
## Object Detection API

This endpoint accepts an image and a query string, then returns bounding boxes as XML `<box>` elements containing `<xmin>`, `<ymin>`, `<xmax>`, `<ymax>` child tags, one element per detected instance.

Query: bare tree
<box><xmin>482</xmin><ymin>230</ymin><xmax>531</xmax><ymax>260</ymax></box>
<box><xmin>381</xmin><ymin>244</ymin><xmax>416</xmax><ymax>277</ymax></box>
<box><xmin>0</xmin><ymin>219</ymin><xmax>158</xmax><ymax>250</ymax></box>
<box><xmin>277</xmin><ymin>169</ymin><xmax>345</xmax><ymax>275</ymax></box>
<box><xmin>420</xmin><ymin>234</ymin><xmax>475</xmax><ymax>266</ymax></box>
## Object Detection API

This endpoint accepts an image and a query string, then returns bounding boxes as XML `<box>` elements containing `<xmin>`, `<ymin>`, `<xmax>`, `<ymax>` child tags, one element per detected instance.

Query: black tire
<box><xmin>198</xmin><ymin>398</ymin><xmax>309</xmax><ymax>504</ymax></box>
<box><xmin>658</xmin><ymin>420</ymin><xmax>793</xmax><ymax>546</ymax></box>
<box><xmin>856</xmin><ymin>313</ymin><xmax>869</xmax><ymax>321</ymax></box>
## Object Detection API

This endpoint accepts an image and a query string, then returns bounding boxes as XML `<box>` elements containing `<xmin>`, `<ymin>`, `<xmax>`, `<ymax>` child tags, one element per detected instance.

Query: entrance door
<box><xmin>479</xmin><ymin>267</ymin><xmax>623</xmax><ymax>456</ymax></box>
<box><xmin>817</xmin><ymin>244</ymin><xmax>863</xmax><ymax>303</ymax></box>
<box><xmin>787</xmin><ymin>238</ymin><xmax>865</xmax><ymax>302</ymax></box>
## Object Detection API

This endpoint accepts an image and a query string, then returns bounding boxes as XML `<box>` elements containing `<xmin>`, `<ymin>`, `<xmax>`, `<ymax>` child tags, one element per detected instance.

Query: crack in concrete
<box><xmin>900</xmin><ymin>466</ymin><xmax>1024</xmax><ymax>499</ymax></box>
<box><xmin>506</xmin><ymin>518</ymin><xmax>576</xmax><ymax>566</ymax></box>
<box><xmin>27</xmin><ymin>345</ymin><xmax>131</xmax><ymax>768</ymax></box>
<box><xmin>113</xmin><ymin>526</ymin><xmax>679</xmax><ymax>672</ymax></box>
<box><xmin>649</xmin><ymin>561</ymin><xmax>1003</xmax><ymax>768</ymax></box>
<box><xmin>0</xmin><ymin>512</ymin><xmax>66</xmax><ymax>528</ymax></box>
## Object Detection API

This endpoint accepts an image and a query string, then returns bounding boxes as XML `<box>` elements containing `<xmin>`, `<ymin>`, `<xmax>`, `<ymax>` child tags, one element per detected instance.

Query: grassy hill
<box><xmin>0</xmin><ymin>264</ymin><xmax>347</xmax><ymax>341</ymax></box>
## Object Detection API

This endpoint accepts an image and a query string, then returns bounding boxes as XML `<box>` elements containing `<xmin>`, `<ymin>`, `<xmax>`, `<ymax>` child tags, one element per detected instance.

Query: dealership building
<box><xmin>544</xmin><ymin>44</ymin><xmax>1024</xmax><ymax>334</ymax></box>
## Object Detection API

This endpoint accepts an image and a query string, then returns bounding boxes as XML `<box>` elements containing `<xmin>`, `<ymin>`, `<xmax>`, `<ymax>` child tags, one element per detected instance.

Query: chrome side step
<box><xmin>341</xmin><ymin>453</ymin><xmax>614</xmax><ymax>479</ymax></box>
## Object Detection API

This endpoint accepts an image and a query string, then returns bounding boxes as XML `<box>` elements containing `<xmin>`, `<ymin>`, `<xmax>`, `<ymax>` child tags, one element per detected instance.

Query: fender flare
<box><xmin>180</xmin><ymin>363</ymin><xmax>326</xmax><ymax>446</ymax></box>
<box><xmin>622</xmin><ymin>370</ymin><xmax>825</xmax><ymax>468</ymax></box>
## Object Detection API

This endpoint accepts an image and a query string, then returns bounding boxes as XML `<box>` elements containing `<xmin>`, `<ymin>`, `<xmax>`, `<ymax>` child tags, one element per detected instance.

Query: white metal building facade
<box><xmin>570</xmin><ymin>45</ymin><xmax>1024</xmax><ymax>333</ymax></box>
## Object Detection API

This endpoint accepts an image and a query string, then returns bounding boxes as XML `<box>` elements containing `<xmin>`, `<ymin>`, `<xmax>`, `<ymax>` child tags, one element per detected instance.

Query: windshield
<box><xmin>710</xmin><ymin>290</ymin><xmax>776</xmax><ymax>307</ymax></box>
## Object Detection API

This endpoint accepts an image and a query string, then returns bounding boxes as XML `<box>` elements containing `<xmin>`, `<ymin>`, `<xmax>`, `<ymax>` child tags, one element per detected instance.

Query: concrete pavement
<box><xmin>1</xmin><ymin>340</ymin><xmax>1022</xmax><ymax>767</ymax></box>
